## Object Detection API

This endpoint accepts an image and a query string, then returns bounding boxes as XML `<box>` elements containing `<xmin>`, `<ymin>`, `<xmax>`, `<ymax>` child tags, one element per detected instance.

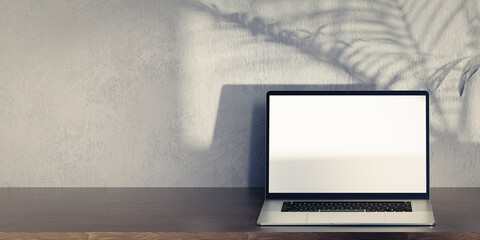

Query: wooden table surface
<box><xmin>0</xmin><ymin>187</ymin><xmax>479</xmax><ymax>239</ymax></box>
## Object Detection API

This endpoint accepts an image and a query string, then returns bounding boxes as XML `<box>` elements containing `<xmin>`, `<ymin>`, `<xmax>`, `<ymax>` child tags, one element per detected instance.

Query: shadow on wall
<box><xmin>206</xmin><ymin>84</ymin><xmax>480</xmax><ymax>187</ymax></box>
<box><xmin>179</xmin><ymin>1</ymin><xmax>480</xmax><ymax>186</ymax></box>
<box><xmin>190</xmin><ymin>0</ymin><xmax>480</xmax><ymax>91</ymax></box>
<box><xmin>214</xmin><ymin>84</ymin><xmax>376</xmax><ymax>187</ymax></box>
<box><xmin>188</xmin><ymin>0</ymin><xmax>480</xmax><ymax>131</ymax></box>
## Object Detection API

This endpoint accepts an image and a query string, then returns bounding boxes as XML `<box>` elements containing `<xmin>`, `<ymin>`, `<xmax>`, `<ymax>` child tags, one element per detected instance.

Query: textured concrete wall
<box><xmin>1</xmin><ymin>0</ymin><xmax>479</xmax><ymax>187</ymax></box>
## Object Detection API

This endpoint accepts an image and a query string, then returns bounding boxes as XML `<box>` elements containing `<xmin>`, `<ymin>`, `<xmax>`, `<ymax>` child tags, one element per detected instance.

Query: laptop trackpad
<box><xmin>307</xmin><ymin>212</ymin><xmax>386</xmax><ymax>224</ymax></box>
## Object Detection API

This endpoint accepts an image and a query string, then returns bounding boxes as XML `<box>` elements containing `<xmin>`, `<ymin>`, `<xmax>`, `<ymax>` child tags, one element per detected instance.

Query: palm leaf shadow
<box><xmin>189</xmin><ymin>0</ymin><xmax>479</xmax><ymax>137</ymax></box>
<box><xmin>190</xmin><ymin>1</ymin><xmax>465</xmax><ymax>87</ymax></box>
<box><xmin>459</xmin><ymin>56</ymin><xmax>480</xmax><ymax>96</ymax></box>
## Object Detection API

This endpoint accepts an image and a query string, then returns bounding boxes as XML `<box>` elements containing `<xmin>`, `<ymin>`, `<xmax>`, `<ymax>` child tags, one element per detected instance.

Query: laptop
<box><xmin>257</xmin><ymin>91</ymin><xmax>435</xmax><ymax>225</ymax></box>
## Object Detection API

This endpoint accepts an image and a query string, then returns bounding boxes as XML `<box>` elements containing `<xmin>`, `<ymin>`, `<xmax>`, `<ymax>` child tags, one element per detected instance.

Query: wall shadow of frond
<box><xmin>185</xmin><ymin>0</ymin><xmax>480</xmax><ymax>186</ymax></box>
<box><xmin>188</xmin><ymin>0</ymin><xmax>476</xmax><ymax>134</ymax></box>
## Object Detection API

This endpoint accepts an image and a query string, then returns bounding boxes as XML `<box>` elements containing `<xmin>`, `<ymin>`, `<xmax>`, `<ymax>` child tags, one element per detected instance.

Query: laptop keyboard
<box><xmin>281</xmin><ymin>201</ymin><xmax>412</xmax><ymax>212</ymax></box>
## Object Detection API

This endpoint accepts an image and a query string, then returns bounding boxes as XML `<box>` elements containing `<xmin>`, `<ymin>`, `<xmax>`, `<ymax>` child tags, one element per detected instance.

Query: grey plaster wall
<box><xmin>1</xmin><ymin>0</ymin><xmax>479</xmax><ymax>187</ymax></box>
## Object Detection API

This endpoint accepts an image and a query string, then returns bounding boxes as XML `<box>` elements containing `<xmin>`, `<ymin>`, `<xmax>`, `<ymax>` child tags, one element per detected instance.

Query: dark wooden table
<box><xmin>0</xmin><ymin>188</ymin><xmax>479</xmax><ymax>239</ymax></box>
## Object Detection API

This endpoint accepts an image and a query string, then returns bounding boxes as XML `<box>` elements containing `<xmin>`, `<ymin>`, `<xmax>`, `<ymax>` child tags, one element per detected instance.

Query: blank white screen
<box><xmin>269</xmin><ymin>95</ymin><xmax>427</xmax><ymax>193</ymax></box>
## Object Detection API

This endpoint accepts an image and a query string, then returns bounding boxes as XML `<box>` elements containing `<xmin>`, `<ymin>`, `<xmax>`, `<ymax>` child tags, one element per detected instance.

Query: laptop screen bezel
<box><xmin>265</xmin><ymin>90</ymin><xmax>430</xmax><ymax>200</ymax></box>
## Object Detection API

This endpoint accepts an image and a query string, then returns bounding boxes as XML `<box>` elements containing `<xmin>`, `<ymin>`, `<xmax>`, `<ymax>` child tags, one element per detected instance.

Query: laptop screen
<box><xmin>267</xmin><ymin>91</ymin><xmax>428</xmax><ymax>196</ymax></box>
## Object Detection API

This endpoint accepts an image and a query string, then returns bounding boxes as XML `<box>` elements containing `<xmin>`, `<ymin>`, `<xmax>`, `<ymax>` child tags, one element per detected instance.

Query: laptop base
<box><xmin>257</xmin><ymin>199</ymin><xmax>435</xmax><ymax>226</ymax></box>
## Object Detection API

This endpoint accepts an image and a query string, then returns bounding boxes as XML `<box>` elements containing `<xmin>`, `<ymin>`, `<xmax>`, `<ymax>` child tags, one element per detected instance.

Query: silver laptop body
<box><xmin>257</xmin><ymin>91</ymin><xmax>435</xmax><ymax>225</ymax></box>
